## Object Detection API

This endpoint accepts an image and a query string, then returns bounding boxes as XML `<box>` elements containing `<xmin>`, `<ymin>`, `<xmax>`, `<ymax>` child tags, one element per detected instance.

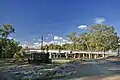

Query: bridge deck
<box><xmin>26</xmin><ymin>50</ymin><xmax>116</xmax><ymax>55</ymax></box>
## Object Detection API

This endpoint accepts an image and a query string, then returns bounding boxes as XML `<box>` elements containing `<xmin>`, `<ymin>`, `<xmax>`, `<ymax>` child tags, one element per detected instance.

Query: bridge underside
<box><xmin>26</xmin><ymin>50</ymin><xmax>116</xmax><ymax>59</ymax></box>
<box><xmin>49</xmin><ymin>53</ymin><xmax>105</xmax><ymax>59</ymax></box>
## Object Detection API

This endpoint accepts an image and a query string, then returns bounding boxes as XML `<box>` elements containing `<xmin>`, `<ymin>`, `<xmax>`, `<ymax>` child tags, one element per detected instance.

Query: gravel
<box><xmin>1</xmin><ymin>59</ymin><xmax>120</xmax><ymax>80</ymax></box>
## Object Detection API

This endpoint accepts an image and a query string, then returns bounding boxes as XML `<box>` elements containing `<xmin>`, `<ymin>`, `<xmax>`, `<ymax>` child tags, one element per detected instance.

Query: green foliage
<box><xmin>43</xmin><ymin>24</ymin><xmax>119</xmax><ymax>51</ymax></box>
<box><xmin>0</xmin><ymin>24</ymin><xmax>15</xmax><ymax>38</ymax></box>
<box><xmin>66</xmin><ymin>32</ymin><xmax>77</xmax><ymax>50</ymax></box>
<box><xmin>13</xmin><ymin>48</ymin><xmax>25</xmax><ymax>62</ymax></box>
<box><xmin>0</xmin><ymin>24</ymin><xmax>22</xmax><ymax>59</ymax></box>
<box><xmin>61</xmin><ymin>43</ymin><xmax>71</xmax><ymax>50</ymax></box>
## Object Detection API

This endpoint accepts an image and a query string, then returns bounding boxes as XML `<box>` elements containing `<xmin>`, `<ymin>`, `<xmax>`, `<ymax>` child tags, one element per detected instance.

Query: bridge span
<box><xmin>25</xmin><ymin>49</ymin><xmax>117</xmax><ymax>59</ymax></box>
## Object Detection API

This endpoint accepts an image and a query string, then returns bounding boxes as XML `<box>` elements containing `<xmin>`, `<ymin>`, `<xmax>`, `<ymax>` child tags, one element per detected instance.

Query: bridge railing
<box><xmin>26</xmin><ymin>49</ymin><xmax>117</xmax><ymax>55</ymax></box>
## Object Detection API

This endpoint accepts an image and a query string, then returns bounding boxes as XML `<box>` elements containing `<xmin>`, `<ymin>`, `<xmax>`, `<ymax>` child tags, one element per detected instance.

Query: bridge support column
<box><xmin>65</xmin><ymin>53</ymin><xmax>68</xmax><ymax>59</ymax></box>
<box><xmin>82</xmin><ymin>53</ymin><xmax>85</xmax><ymax>59</ymax></box>
<box><xmin>78</xmin><ymin>53</ymin><xmax>81</xmax><ymax>58</ymax></box>
<box><xmin>94</xmin><ymin>54</ymin><xmax>97</xmax><ymax>59</ymax></box>
<box><xmin>88</xmin><ymin>54</ymin><xmax>91</xmax><ymax>59</ymax></box>
<box><xmin>74</xmin><ymin>54</ymin><xmax>76</xmax><ymax>58</ymax></box>
<box><xmin>53</xmin><ymin>54</ymin><xmax>56</xmax><ymax>58</ymax></box>
<box><xmin>102</xmin><ymin>54</ymin><xmax>105</xmax><ymax>58</ymax></box>
<box><xmin>59</xmin><ymin>54</ymin><xmax>61</xmax><ymax>58</ymax></box>
<box><xmin>49</xmin><ymin>53</ymin><xmax>52</xmax><ymax>58</ymax></box>
<box><xmin>97</xmin><ymin>54</ymin><xmax>99</xmax><ymax>58</ymax></box>
<box><xmin>91</xmin><ymin>54</ymin><xmax>92</xmax><ymax>59</ymax></box>
<box><xmin>56</xmin><ymin>53</ymin><xmax>59</xmax><ymax>58</ymax></box>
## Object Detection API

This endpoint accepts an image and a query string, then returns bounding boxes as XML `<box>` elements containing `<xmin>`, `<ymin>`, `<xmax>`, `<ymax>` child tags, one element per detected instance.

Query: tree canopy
<box><xmin>0</xmin><ymin>24</ymin><xmax>22</xmax><ymax>59</ymax></box>
<box><xmin>44</xmin><ymin>24</ymin><xmax>119</xmax><ymax>51</ymax></box>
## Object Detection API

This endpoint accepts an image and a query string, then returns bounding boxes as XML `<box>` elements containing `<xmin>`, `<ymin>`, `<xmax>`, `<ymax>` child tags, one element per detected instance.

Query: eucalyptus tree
<box><xmin>0</xmin><ymin>24</ymin><xmax>15</xmax><ymax>38</ymax></box>
<box><xmin>5</xmin><ymin>39</ymin><xmax>20</xmax><ymax>58</ymax></box>
<box><xmin>44</xmin><ymin>24</ymin><xmax>119</xmax><ymax>51</ymax></box>
<box><xmin>78</xmin><ymin>32</ymin><xmax>90</xmax><ymax>51</ymax></box>
<box><xmin>66</xmin><ymin>32</ymin><xmax>78</xmax><ymax>50</ymax></box>
<box><xmin>43</xmin><ymin>44</ymin><xmax>49</xmax><ymax>52</ymax></box>
<box><xmin>102</xmin><ymin>26</ymin><xmax>119</xmax><ymax>50</ymax></box>
<box><xmin>61</xmin><ymin>43</ymin><xmax>71</xmax><ymax>50</ymax></box>
<box><xmin>13</xmin><ymin>48</ymin><xmax>25</xmax><ymax>62</ymax></box>
<box><xmin>0</xmin><ymin>24</ymin><xmax>23</xmax><ymax>59</ymax></box>
<box><xmin>87</xmin><ymin>24</ymin><xmax>119</xmax><ymax>51</ymax></box>
<box><xmin>0</xmin><ymin>24</ymin><xmax>15</xmax><ymax>59</ymax></box>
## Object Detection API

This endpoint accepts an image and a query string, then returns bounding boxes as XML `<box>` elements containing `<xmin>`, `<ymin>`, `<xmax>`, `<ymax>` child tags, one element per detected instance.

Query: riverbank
<box><xmin>0</xmin><ymin>58</ymin><xmax>120</xmax><ymax>80</ymax></box>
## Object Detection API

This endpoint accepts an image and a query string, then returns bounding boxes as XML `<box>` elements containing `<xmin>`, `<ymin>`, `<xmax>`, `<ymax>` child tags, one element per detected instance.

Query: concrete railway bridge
<box><xmin>25</xmin><ymin>49</ymin><xmax>117</xmax><ymax>59</ymax></box>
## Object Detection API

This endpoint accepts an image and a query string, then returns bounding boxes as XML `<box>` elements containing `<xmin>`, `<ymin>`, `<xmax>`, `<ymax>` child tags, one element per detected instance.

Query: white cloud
<box><xmin>33</xmin><ymin>38</ymin><xmax>35</xmax><ymax>41</ymax></box>
<box><xmin>13</xmin><ymin>38</ymin><xmax>17</xmax><ymax>41</ymax></box>
<box><xmin>48</xmin><ymin>40</ymin><xmax>59</xmax><ymax>44</ymax></box>
<box><xmin>48</xmin><ymin>34</ymin><xmax>52</xmax><ymax>36</ymax></box>
<box><xmin>54</xmin><ymin>36</ymin><xmax>63</xmax><ymax>40</ymax></box>
<box><xmin>7</xmin><ymin>37</ymin><xmax>17</xmax><ymax>41</ymax></box>
<box><xmin>33</xmin><ymin>43</ymin><xmax>39</xmax><ymax>45</ymax></box>
<box><xmin>38</xmin><ymin>39</ymin><xmax>41</xmax><ymax>41</ymax></box>
<box><xmin>7</xmin><ymin>36</ymin><xmax>13</xmax><ymax>39</ymax></box>
<box><xmin>118</xmin><ymin>34</ymin><xmax>120</xmax><ymax>37</ymax></box>
<box><xmin>47</xmin><ymin>39</ymin><xmax>73</xmax><ymax>46</ymax></box>
<box><xmin>93</xmin><ymin>18</ymin><xmax>105</xmax><ymax>24</ymax></box>
<box><xmin>22</xmin><ymin>37</ymin><xmax>73</xmax><ymax>49</ymax></box>
<box><xmin>45</xmin><ymin>37</ymin><xmax>48</xmax><ymax>39</ymax></box>
<box><xmin>62</xmin><ymin>39</ymin><xmax>68</xmax><ymax>42</ymax></box>
<box><xmin>33</xmin><ymin>42</ymin><xmax>48</xmax><ymax>48</ymax></box>
<box><xmin>59</xmin><ymin>37</ymin><xmax>63</xmax><ymax>40</ymax></box>
<box><xmin>78</xmin><ymin>25</ymin><xmax>87</xmax><ymax>29</ymax></box>
<box><xmin>43</xmin><ymin>42</ymin><xmax>48</xmax><ymax>45</ymax></box>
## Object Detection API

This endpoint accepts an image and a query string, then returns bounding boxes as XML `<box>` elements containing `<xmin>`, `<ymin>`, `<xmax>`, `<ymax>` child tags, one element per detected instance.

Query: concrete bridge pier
<box><xmin>78</xmin><ymin>53</ymin><xmax>81</xmax><ymax>59</ymax></box>
<box><xmin>59</xmin><ymin>53</ymin><xmax>61</xmax><ymax>58</ymax></box>
<box><xmin>102</xmin><ymin>54</ymin><xmax>105</xmax><ymax>58</ymax></box>
<box><xmin>91</xmin><ymin>54</ymin><xmax>93</xmax><ymax>59</ymax></box>
<box><xmin>74</xmin><ymin>54</ymin><xmax>76</xmax><ymax>58</ymax></box>
<box><xmin>94</xmin><ymin>54</ymin><xmax>97</xmax><ymax>59</ymax></box>
<box><xmin>96</xmin><ymin>54</ymin><xmax>99</xmax><ymax>58</ymax></box>
<box><xmin>65</xmin><ymin>53</ymin><xmax>68</xmax><ymax>59</ymax></box>
<box><xmin>82</xmin><ymin>53</ymin><xmax>85</xmax><ymax>59</ymax></box>
<box><xmin>56</xmin><ymin>53</ymin><xmax>59</xmax><ymax>58</ymax></box>
<box><xmin>49</xmin><ymin>53</ymin><xmax>52</xmax><ymax>59</ymax></box>
<box><xmin>88</xmin><ymin>54</ymin><xmax>90</xmax><ymax>59</ymax></box>
<box><xmin>53</xmin><ymin>53</ymin><xmax>56</xmax><ymax>58</ymax></box>
<box><xmin>78</xmin><ymin>53</ymin><xmax>82</xmax><ymax>59</ymax></box>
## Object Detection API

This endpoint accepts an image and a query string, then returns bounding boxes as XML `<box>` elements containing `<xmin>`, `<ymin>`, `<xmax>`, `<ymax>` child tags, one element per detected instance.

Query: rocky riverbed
<box><xmin>1</xmin><ymin>59</ymin><xmax>120</xmax><ymax>80</ymax></box>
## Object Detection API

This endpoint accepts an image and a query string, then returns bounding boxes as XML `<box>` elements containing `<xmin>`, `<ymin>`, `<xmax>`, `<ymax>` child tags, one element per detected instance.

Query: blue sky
<box><xmin>0</xmin><ymin>0</ymin><xmax>120</xmax><ymax>44</ymax></box>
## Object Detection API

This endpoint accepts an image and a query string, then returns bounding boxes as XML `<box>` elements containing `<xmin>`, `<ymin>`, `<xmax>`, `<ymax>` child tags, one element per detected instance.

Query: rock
<box><xmin>53</xmin><ymin>61</ymin><xmax>81</xmax><ymax>77</ymax></box>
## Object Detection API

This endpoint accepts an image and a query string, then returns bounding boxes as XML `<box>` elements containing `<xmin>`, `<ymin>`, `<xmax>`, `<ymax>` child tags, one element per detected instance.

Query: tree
<box><xmin>64</xmin><ymin>24</ymin><xmax>119</xmax><ymax>51</ymax></box>
<box><xmin>43</xmin><ymin>44</ymin><xmax>49</xmax><ymax>52</ymax></box>
<box><xmin>0</xmin><ymin>24</ymin><xmax>15</xmax><ymax>38</ymax></box>
<box><xmin>5</xmin><ymin>39</ymin><xmax>20</xmax><ymax>58</ymax></box>
<box><xmin>13</xmin><ymin>48</ymin><xmax>25</xmax><ymax>62</ymax></box>
<box><xmin>78</xmin><ymin>32</ymin><xmax>90</xmax><ymax>51</ymax></box>
<box><xmin>0</xmin><ymin>24</ymin><xmax>22</xmax><ymax>59</ymax></box>
<box><xmin>48</xmin><ymin>44</ymin><xmax>55</xmax><ymax>50</ymax></box>
<box><xmin>42</xmin><ymin>24</ymin><xmax>119</xmax><ymax>51</ymax></box>
<box><xmin>66</xmin><ymin>32</ymin><xmax>78</xmax><ymax>50</ymax></box>
<box><xmin>0</xmin><ymin>24</ymin><xmax>15</xmax><ymax>59</ymax></box>
<box><xmin>87</xmin><ymin>24</ymin><xmax>119</xmax><ymax>51</ymax></box>
<box><xmin>61</xmin><ymin>43</ymin><xmax>71</xmax><ymax>50</ymax></box>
